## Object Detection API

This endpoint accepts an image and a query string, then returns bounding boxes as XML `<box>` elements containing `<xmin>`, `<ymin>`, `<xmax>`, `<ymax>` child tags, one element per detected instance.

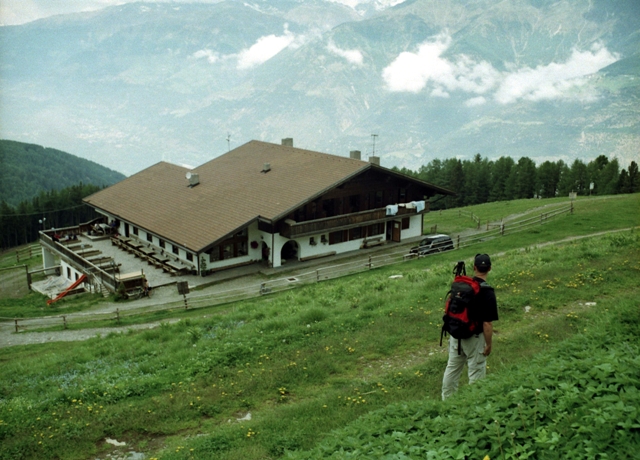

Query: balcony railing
<box><xmin>40</xmin><ymin>224</ymin><xmax>119</xmax><ymax>293</ymax></box>
<box><xmin>281</xmin><ymin>203</ymin><xmax>427</xmax><ymax>239</ymax></box>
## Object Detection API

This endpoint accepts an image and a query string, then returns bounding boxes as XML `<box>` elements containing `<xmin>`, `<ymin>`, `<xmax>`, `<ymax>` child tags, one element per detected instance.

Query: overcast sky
<box><xmin>0</xmin><ymin>0</ymin><xmax>404</xmax><ymax>26</ymax></box>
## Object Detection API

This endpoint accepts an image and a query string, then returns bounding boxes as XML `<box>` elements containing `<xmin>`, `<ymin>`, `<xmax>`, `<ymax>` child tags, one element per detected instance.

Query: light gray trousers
<box><xmin>441</xmin><ymin>334</ymin><xmax>487</xmax><ymax>400</ymax></box>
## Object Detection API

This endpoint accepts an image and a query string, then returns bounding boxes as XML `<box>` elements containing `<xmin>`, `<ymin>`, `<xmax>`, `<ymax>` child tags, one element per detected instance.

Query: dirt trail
<box><xmin>1</xmin><ymin>226</ymin><xmax>636</xmax><ymax>349</ymax></box>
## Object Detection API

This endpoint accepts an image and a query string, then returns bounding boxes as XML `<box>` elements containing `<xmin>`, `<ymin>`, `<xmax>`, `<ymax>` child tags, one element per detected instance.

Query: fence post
<box><xmin>25</xmin><ymin>265</ymin><xmax>31</xmax><ymax>291</ymax></box>
<box><xmin>115</xmin><ymin>308</ymin><xmax>120</xmax><ymax>324</ymax></box>
<box><xmin>500</xmin><ymin>223</ymin><xmax>505</xmax><ymax>236</ymax></box>
<box><xmin>456</xmin><ymin>235</ymin><xmax>460</xmax><ymax>249</ymax></box>
<box><xmin>368</xmin><ymin>256</ymin><xmax>372</xmax><ymax>269</ymax></box>
<box><xmin>571</xmin><ymin>202</ymin><xmax>574</xmax><ymax>214</ymax></box>
<box><xmin>14</xmin><ymin>319</ymin><xmax>19</xmax><ymax>333</ymax></box>
<box><xmin>62</xmin><ymin>315</ymin><xmax>67</xmax><ymax>330</ymax></box>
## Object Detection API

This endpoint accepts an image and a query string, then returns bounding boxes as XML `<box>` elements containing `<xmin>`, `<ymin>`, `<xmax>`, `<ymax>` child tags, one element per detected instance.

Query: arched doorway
<box><xmin>281</xmin><ymin>240</ymin><xmax>299</xmax><ymax>262</ymax></box>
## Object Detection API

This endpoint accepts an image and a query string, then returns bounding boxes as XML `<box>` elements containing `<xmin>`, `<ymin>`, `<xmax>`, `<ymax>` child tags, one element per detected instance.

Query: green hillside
<box><xmin>0</xmin><ymin>140</ymin><xmax>125</xmax><ymax>207</ymax></box>
<box><xmin>0</xmin><ymin>195</ymin><xmax>638</xmax><ymax>459</ymax></box>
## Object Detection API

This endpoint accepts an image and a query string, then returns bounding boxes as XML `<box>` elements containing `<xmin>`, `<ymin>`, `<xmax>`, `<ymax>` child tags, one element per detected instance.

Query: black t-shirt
<box><xmin>472</xmin><ymin>276</ymin><xmax>499</xmax><ymax>324</ymax></box>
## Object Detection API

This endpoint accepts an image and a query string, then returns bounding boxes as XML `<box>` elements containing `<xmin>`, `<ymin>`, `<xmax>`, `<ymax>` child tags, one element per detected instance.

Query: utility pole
<box><xmin>226</xmin><ymin>133</ymin><xmax>231</xmax><ymax>152</ymax></box>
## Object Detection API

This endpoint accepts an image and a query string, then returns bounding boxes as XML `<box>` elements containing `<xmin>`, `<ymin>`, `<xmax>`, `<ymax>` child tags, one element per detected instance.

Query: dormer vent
<box><xmin>262</xmin><ymin>163</ymin><xmax>271</xmax><ymax>173</ymax></box>
<box><xmin>186</xmin><ymin>171</ymin><xmax>200</xmax><ymax>187</ymax></box>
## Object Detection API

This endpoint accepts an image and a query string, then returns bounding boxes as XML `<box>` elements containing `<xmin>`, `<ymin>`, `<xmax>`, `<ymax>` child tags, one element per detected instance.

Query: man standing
<box><xmin>441</xmin><ymin>253</ymin><xmax>498</xmax><ymax>400</ymax></box>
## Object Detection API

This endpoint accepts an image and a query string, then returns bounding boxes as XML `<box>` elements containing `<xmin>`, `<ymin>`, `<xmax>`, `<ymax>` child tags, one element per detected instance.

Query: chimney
<box><xmin>369</xmin><ymin>156</ymin><xmax>380</xmax><ymax>166</ymax></box>
<box><xmin>281</xmin><ymin>138</ymin><xmax>293</xmax><ymax>147</ymax></box>
<box><xmin>262</xmin><ymin>163</ymin><xmax>271</xmax><ymax>173</ymax></box>
<box><xmin>349</xmin><ymin>150</ymin><xmax>361</xmax><ymax>160</ymax></box>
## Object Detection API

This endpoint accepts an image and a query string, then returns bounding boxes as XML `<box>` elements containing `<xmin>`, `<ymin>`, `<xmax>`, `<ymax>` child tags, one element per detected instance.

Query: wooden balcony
<box><xmin>280</xmin><ymin>203</ymin><xmax>428</xmax><ymax>239</ymax></box>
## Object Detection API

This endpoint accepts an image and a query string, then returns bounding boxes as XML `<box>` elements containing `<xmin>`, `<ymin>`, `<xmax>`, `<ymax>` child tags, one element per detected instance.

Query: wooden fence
<box><xmin>15</xmin><ymin>244</ymin><xmax>40</xmax><ymax>263</ymax></box>
<box><xmin>8</xmin><ymin>203</ymin><xmax>574</xmax><ymax>332</ymax></box>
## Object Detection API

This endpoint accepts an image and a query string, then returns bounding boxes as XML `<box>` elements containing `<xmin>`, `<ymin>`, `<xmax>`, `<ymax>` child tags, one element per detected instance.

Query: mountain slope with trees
<box><xmin>0</xmin><ymin>140</ymin><xmax>125</xmax><ymax>207</ymax></box>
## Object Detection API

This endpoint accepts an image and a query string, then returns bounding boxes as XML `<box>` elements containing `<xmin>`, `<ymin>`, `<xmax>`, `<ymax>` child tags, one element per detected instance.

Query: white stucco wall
<box><xmin>41</xmin><ymin>247</ymin><xmax>56</xmax><ymax>270</ymax></box>
<box><xmin>401</xmin><ymin>215</ymin><xmax>424</xmax><ymax>239</ymax></box>
<box><xmin>60</xmin><ymin>260</ymin><xmax>83</xmax><ymax>283</ymax></box>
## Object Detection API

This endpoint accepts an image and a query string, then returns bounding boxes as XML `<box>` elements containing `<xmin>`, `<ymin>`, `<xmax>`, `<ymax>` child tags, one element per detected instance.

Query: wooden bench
<box><xmin>300</xmin><ymin>251</ymin><xmax>337</xmax><ymax>262</ymax></box>
<box><xmin>362</xmin><ymin>237</ymin><xmax>385</xmax><ymax>248</ymax></box>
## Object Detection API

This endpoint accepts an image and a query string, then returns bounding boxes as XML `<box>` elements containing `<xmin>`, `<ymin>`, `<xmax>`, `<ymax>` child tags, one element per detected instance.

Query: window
<box><xmin>349</xmin><ymin>227</ymin><xmax>362</xmax><ymax>241</ymax></box>
<box><xmin>367</xmin><ymin>223</ymin><xmax>384</xmax><ymax>236</ymax></box>
<box><xmin>402</xmin><ymin>217</ymin><xmax>410</xmax><ymax>230</ymax></box>
<box><xmin>186</xmin><ymin>253</ymin><xmax>193</xmax><ymax>262</ymax></box>
<box><xmin>322</xmin><ymin>199</ymin><xmax>335</xmax><ymax>217</ymax></box>
<box><xmin>67</xmin><ymin>267</ymin><xmax>71</xmax><ymax>278</ymax></box>
<box><xmin>399</xmin><ymin>188</ymin><xmax>406</xmax><ymax>201</ymax></box>
<box><xmin>309</xmin><ymin>237</ymin><xmax>316</xmax><ymax>246</ymax></box>
<box><xmin>146</xmin><ymin>233</ymin><xmax>153</xmax><ymax>242</ymax></box>
<box><xmin>172</xmin><ymin>244</ymin><xmax>179</xmax><ymax>255</ymax></box>
<box><xmin>132</xmin><ymin>227</ymin><xmax>138</xmax><ymax>236</ymax></box>
<box><xmin>208</xmin><ymin>229</ymin><xmax>249</xmax><ymax>263</ymax></box>
<box><xmin>294</xmin><ymin>208</ymin><xmax>306</xmax><ymax>222</ymax></box>
<box><xmin>375</xmin><ymin>191</ymin><xmax>383</xmax><ymax>206</ymax></box>
<box><xmin>349</xmin><ymin>195</ymin><xmax>360</xmax><ymax>213</ymax></box>
<box><xmin>329</xmin><ymin>230</ymin><xmax>347</xmax><ymax>245</ymax></box>
<box><xmin>238</xmin><ymin>240</ymin><xmax>248</xmax><ymax>256</ymax></box>
<box><xmin>159</xmin><ymin>239</ymin><xmax>165</xmax><ymax>249</ymax></box>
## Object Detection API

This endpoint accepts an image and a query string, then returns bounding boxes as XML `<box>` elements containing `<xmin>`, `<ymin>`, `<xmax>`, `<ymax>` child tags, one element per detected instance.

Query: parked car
<box><xmin>410</xmin><ymin>234</ymin><xmax>454</xmax><ymax>255</ymax></box>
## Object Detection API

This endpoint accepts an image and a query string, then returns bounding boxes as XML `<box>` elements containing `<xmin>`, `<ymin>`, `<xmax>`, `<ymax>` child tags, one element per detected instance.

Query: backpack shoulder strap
<box><xmin>478</xmin><ymin>281</ymin><xmax>493</xmax><ymax>290</ymax></box>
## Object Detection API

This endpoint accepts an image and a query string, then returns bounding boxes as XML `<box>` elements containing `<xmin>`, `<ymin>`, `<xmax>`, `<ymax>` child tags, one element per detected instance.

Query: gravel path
<box><xmin>2</xmin><ymin>227</ymin><xmax>636</xmax><ymax>348</ymax></box>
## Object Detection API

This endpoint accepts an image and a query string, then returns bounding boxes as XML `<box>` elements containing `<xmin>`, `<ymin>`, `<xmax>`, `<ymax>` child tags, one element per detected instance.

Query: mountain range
<box><xmin>0</xmin><ymin>0</ymin><xmax>638</xmax><ymax>176</ymax></box>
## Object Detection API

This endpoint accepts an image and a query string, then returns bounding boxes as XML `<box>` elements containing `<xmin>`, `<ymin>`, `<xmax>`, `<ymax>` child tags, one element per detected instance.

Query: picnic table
<box><xmin>165</xmin><ymin>260</ymin><xmax>189</xmax><ymax>274</ymax></box>
<box><xmin>139</xmin><ymin>246</ymin><xmax>155</xmax><ymax>256</ymax></box>
<box><xmin>128</xmin><ymin>241</ymin><xmax>144</xmax><ymax>249</ymax></box>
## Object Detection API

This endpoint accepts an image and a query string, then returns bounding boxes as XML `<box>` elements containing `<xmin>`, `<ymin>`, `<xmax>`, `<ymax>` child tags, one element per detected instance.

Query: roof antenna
<box><xmin>226</xmin><ymin>132</ymin><xmax>231</xmax><ymax>152</ymax></box>
<box><xmin>371</xmin><ymin>133</ymin><xmax>378</xmax><ymax>158</ymax></box>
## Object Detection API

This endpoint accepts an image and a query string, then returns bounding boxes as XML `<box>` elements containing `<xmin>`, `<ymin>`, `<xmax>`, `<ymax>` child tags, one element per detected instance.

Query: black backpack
<box><xmin>440</xmin><ymin>261</ymin><xmax>482</xmax><ymax>354</ymax></box>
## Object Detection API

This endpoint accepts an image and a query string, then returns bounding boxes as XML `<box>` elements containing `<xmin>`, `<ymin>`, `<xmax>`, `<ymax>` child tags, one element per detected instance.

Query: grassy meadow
<box><xmin>0</xmin><ymin>194</ymin><xmax>639</xmax><ymax>459</ymax></box>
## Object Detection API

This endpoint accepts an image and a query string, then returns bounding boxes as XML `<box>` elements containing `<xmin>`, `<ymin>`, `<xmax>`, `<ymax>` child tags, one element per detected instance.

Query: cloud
<box><xmin>191</xmin><ymin>49</ymin><xmax>219</xmax><ymax>63</ymax></box>
<box><xmin>326</xmin><ymin>0</ymin><xmax>406</xmax><ymax>10</ymax></box>
<box><xmin>382</xmin><ymin>33</ymin><xmax>500</xmax><ymax>95</ymax></box>
<box><xmin>327</xmin><ymin>41</ymin><xmax>364</xmax><ymax>66</ymax></box>
<box><xmin>382</xmin><ymin>35</ymin><xmax>619</xmax><ymax>105</ymax></box>
<box><xmin>494</xmin><ymin>44</ymin><xmax>618</xmax><ymax>104</ymax></box>
<box><xmin>465</xmin><ymin>96</ymin><xmax>487</xmax><ymax>107</ymax></box>
<box><xmin>237</xmin><ymin>27</ymin><xmax>296</xmax><ymax>69</ymax></box>
<box><xmin>0</xmin><ymin>0</ymin><xmax>127</xmax><ymax>25</ymax></box>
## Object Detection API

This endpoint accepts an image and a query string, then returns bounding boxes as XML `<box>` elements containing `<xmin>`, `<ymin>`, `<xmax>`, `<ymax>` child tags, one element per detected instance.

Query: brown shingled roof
<box><xmin>84</xmin><ymin>140</ymin><xmax>370</xmax><ymax>252</ymax></box>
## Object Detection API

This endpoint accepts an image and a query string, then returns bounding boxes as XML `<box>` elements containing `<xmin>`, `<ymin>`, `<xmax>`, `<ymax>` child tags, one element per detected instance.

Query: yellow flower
<box><xmin>484</xmin><ymin>456</ymin><xmax>491</xmax><ymax>460</ymax></box>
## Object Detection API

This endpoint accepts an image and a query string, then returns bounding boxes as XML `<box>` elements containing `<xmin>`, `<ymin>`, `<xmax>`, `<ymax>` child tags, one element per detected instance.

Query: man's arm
<box><xmin>483</xmin><ymin>321</ymin><xmax>493</xmax><ymax>356</ymax></box>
